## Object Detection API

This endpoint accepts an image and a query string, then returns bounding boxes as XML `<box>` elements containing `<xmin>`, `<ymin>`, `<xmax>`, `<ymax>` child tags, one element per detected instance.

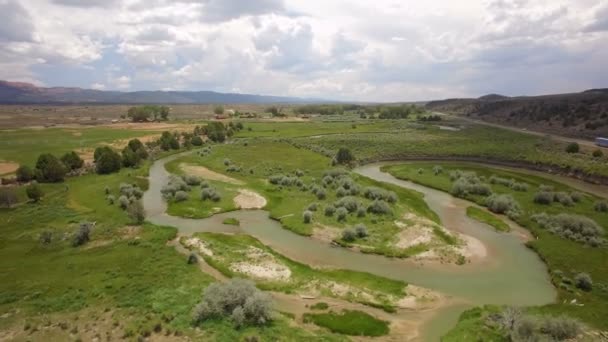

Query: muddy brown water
<box><xmin>143</xmin><ymin>153</ymin><xmax>559</xmax><ymax>341</ymax></box>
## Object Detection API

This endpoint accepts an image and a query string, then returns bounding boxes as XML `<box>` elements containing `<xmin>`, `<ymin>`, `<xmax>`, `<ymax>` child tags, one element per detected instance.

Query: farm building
<box><xmin>596</xmin><ymin>137</ymin><xmax>608</xmax><ymax>147</ymax></box>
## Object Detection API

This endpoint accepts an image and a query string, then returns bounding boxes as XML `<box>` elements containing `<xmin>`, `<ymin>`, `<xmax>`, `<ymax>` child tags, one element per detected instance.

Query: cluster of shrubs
<box><xmin>192</xmin><ymin>279</ymin><xmax>272</xmax><ymax>328</ymax></box>
<box><xmin>553</xmin><ymin>270</ymin><xmax>593</xmax><ymax>292</ymax></box>
<box><xmin>485</xmin><ymin>194</ymin><xmax>521</xmax><ymax>218</ymax></box>
<box><xmin>363</xmin><ymin>187</ymin><xmax>398</xmax><ymax>203</ymax></box>
<box><xmin>492</xmin><ymin>307</ymin><xmax>582</xmax><ymax>341</ymax></box>
<box><xmin>198</xmin><ymin>146</ymin><xmax>212</xmax><ymax>157</ymax></box>
<box><xmin>533</xmin><ymin>187</ymin><xmax>581</xmax><ymax>207</ymax></box>
<box><xmin>201</xmin><ymin>183</ymin><xmax>222</xmax><ymax>202</ymax></box>
<box><xmin>106</xmin><ymin>183</ymin><xmax>146</xmax><ymax>223</ymax></box>
<box><xmin>224</xmin><ymin>159</ymin><xmax>243</xmax><ymax>173</ymax></box>
<box><xmin>531</xmin><ymin>213</ymin><xmax>604</xmax><ymax>246</ymax></box>
<box><xmin>341</xmin><ymin>224</ymin><xmax>368</xmax><ymax>242</ymax></box>
<box><xmin>161</xmin><ymin>175</ymin><xmax>191</xmax><ymax>200</ymax></box>
<box><xmin>489</xmin><ymin>175</ymin><xmax>529</xmax><ymax>192</ymax></box>
<box><xmin>594</xmin><ymin>201</ymin><xmax>607</xmax><ymax>212</ymax></box>
<box><xmin>449</xmin><ymin>171</ymin><xmax>493</xmax><ymax>197</ymax></box>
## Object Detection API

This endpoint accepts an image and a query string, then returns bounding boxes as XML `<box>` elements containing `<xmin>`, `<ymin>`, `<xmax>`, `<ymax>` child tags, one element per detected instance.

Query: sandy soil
<box><xmin>395</xmin><ymin>223</ymin><xmax>435</xmax><ymax>249</ymax></box>
<box><xmin>230</xmin><ymin>246</ymin><xmax>292</xmax><ymax>281</ymax></box>
<box><xmin>102</xmin><ymin>122</ymin><xmax>194</xmax><ymax>131</ymax></box>
<box><xmin>311</xmin><ymin>225</ymin><xmax>341</xmax><ymax>243</ymax></box>
<box><xmin>183</xmin><ymin>237</ymin><xmax>214</xmax><ymax>256</ymax></box>
<box><xmin>179</xmin><ymin>163</ymin><xmax>244</xmax><ymax>185</ymax></box>
<box><xmin>230</xmin><ymin>261</ymin><xmax>292</xmax><ymax>281</ymax></box>
<box><xmin>0</xmin><ymin>162</ymin><xmax>18</xmax><ymax>175</ymax></box>
<box><xmin>455</xmin><ymin>234</ymin><xmax>487</xmax><ymax>259</ymax></box>
<box><xmin>108</xmin><ymin>134</ymin><xmax>161</xmax><ymax>149</ymax></box>
<box><xmin>233</xmin><ymin>189</ymin><xmax>267</xmax><ymax>209</ymax></box>
<box><xmin>75</xmin><ymin>148</ymin><xmax>95</xmax><ymax>164</ymax></box>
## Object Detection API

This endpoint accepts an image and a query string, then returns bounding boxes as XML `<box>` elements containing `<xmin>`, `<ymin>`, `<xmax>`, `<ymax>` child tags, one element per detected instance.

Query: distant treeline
<box><xmin>126</xmin><ymin>105</ymin><xmax>170</xmax><ymax>122</ymax></box>
<box><xmin>293</xmin><ymin>104</ymin><xmax>426</xmax><ymax>119</ymax></box>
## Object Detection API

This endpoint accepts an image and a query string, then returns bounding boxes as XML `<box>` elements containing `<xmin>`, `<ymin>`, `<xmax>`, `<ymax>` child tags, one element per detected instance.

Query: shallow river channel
<box><xmin>143</xmin><ymin>153</ymin><xmax>558</xmax><ymax>341</ymax></box>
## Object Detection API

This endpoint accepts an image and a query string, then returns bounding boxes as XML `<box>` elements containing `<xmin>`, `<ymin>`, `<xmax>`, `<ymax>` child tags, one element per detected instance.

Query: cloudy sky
<box><xmin>1</xmin><ymin>0</ymin><xmax>607</xmax><ymax>101</ymax></box>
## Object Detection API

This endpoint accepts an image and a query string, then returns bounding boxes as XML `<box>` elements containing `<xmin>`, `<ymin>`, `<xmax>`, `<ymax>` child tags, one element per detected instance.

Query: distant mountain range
<box><xmin>426</xmin><ymin>89</ymin><xmax>608</xmax><ymax>139</ymax></box>
<box><xmin>0</xmin><ymin>80</ymin><xmax>319</xmax><ymax>104</ymax></box>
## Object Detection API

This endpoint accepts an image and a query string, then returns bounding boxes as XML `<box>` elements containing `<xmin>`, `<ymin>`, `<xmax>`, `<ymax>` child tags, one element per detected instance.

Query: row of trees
<box><xmin>126</xmin><ymin>105</ymin><xmax>170</xmax><ymax>122</ymax></box>
<box><xmin>16</xmin><ymin>150</ymin><xmax>85</xmax><ymax>184</ymax></box>
<box><xmin>94</xmin><ymin>138</ymin><xmax>149</xmax><ymax>174</ymax></box>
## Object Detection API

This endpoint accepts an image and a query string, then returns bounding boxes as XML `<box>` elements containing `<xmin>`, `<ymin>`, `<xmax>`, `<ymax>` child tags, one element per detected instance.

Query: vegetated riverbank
<box><xmin>160</xmin><ymin>141</ymin><xmax>472</xmax><ymax>262</ymax></box>
<box><xmin>145</xmin><ymin>150</ymin><xmax>556</xmax><ymax>341</ymax></box>
<box><xmin>382</xmin><ymin>161</ymin><xmax>608</xmax><ymax>336</ymax></box>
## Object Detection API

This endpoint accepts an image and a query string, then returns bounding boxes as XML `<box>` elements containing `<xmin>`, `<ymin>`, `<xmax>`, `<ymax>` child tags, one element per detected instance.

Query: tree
<box><xmin>95</xmin><ymin>148</ymin><xmax>122</xmax><ymax>174</ymax></box>
<box><xmin>335</xmin><ymin>148</ymin><xmax>355</xmax><ymax>165</ymax></box>
<box><xmin>204</xmin><ymin>122</ymin><xmax>226</xmax><ymax>143</ymax></box>
<box><xmin>94</xmin><ymin>146</ymin><xmax>114</xmax><ymax>163</ymax></box>
<box><xmin>127</xmin><ymin>200</ymin><xmax>146</xmax><ymax>224</ymax></box>
<box><xmin>127</xmin><ymin>106</ymin><xmax>151</xmax><ymax>122</ymax></box>
<box><xmin>214</xmin><ymin>105</ymin><xmax>225</xmax><ymax>115</ymax></box>
<box><xmin>26</xmin><ymin>181</ymin><xmax>43</xmax><ymax>202</ymax></box>
<box><xmin>0</xmin><ymin>187</ymin><xmax>18</xmax><ymax>208</ymax></box>
<box><xmin>61</xmin><ymin>151</ymin><xmax>84</xmax><ymax>170</ymax></box>
<box><xmin>159</xmin><ymin>131</ymin><xmax>180</xmax><ymax>151</ymax></box>
<box><xmin>191</xmin><ymin>136</ymin><xmax>204</xmax><ymax>146</ymax></box>
<box><xmin>565</xmin><ymin>142</ymin><xmax>579</xmax><ymax>153</ymax></box>
<box><xmin>35</xmin><ymin>153</ymin><xmax>67</xmax><ymax>183</ymax></box>
<box><xmin>127</xmin><ymin>138</ymin><xmax>145</xmax><ymax>152</ymax></box>
<box><xmin>160</xmin><ymin>106</ymin><xmax>170</xmax><ymax>120</ymax></box>
<box><xmin>121</xmin><ymin>147</ymin><xmax>139</xmax><ymax>168</ymax></box>
<box><xmin>16</xmin><ymin>165</ymin><xmax>33</xmax><ymax>182</ymax></box>
<box><xmin>267</xmin><ymin>106</ymin><xmax>283</xmax><ymax>117</ymax></box>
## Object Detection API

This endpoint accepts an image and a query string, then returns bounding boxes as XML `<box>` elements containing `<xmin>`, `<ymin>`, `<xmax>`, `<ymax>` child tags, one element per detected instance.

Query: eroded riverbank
<box><xmin>143</xmin><ymin>153</ymin><xmax>556</xmax><ymax>341</ymax></box>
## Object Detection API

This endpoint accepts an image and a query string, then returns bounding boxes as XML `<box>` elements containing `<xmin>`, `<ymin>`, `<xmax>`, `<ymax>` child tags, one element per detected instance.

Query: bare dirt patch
<box><xmin>182</xmin><ymin>237</ymin><xmax>214</xmax><ymax>256</ymax></box>
<box><xmin>229</xmin><ymin>246</ymin><xmax>291</xmax><ymax>281</ymax></box>
<box><xmin>311</xmin><ymin>225</ymin><xmax>342</xmax><ymax>243</ymax></box>
<box><xmin>108</xmin><ymin>134</ymin><xmax>161</xmax><ymax>149</ymax></box>
<box><xmin>179</xmin><ymin>163</ymin><xmax>244</xmax><ymax>185</ymax></box>
<box><xmin>454</xmin><ymin>234</ymin><xmax>487</xmax><ymax>259</ymax></box>
<box><xmin>233</xmin><ymin>189</ymin><xmax>267</xmax><ymax>209</ymax></box>
<box><xmin>102</xmin><ymin>122</ymin><xmax>191</xmax><ymax>131</ymax></box>
<box><xmin>0</xmin><ymin>161</ymin><xmax>19</xmax><ymax>175</ymax></box>
<box><xmin>75</xmin><ymin>148</ymin><xmax>95</xmax><ymax>164</ymax></box>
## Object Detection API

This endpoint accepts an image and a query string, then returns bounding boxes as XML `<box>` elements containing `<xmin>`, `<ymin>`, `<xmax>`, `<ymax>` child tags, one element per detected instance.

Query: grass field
<box><xmin>0</xmin><ymin>127</ymin><xmax>160</xmax><ymax>167</ymax></box>
<box><xmin>303</xmin><ymin>310</ymin><xmax>390</xmax><ymax>336</ymax></box>
<box><xmin>466</xmin><ymin>206</ymin><xmax>510</xmax><ymax>232</ymax></box>
<box><xmin>289</xmin><ymin>124</ymin><xmax>608</xmax><ymax>178</ymax></box>
<box><xmin>384</xmin><ymin>162</ymin><xmax>608</xmax><ymax>331</ymax></box>
<box><xmin>1</xmin><ymin>116</ymin><xmax>607</xmax><ymax>340</ymax></box>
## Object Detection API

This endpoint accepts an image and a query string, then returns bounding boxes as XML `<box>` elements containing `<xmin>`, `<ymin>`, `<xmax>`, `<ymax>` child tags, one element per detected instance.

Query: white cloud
<box><xmin>0</xmin><ymin>0</ymin><xmax>606</xmax><ymax>101</ymax></box>
<box><xmin>91</xmin><ymin>82</ymin><xmax>106</xmax><ymax>90</ymax></box>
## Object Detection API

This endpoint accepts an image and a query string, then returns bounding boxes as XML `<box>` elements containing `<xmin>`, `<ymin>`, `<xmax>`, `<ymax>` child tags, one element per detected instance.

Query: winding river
<box><xmin>143</xmin><ymin>153</ymin><xmax>557</xmax><ymax>341</ymax></box>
